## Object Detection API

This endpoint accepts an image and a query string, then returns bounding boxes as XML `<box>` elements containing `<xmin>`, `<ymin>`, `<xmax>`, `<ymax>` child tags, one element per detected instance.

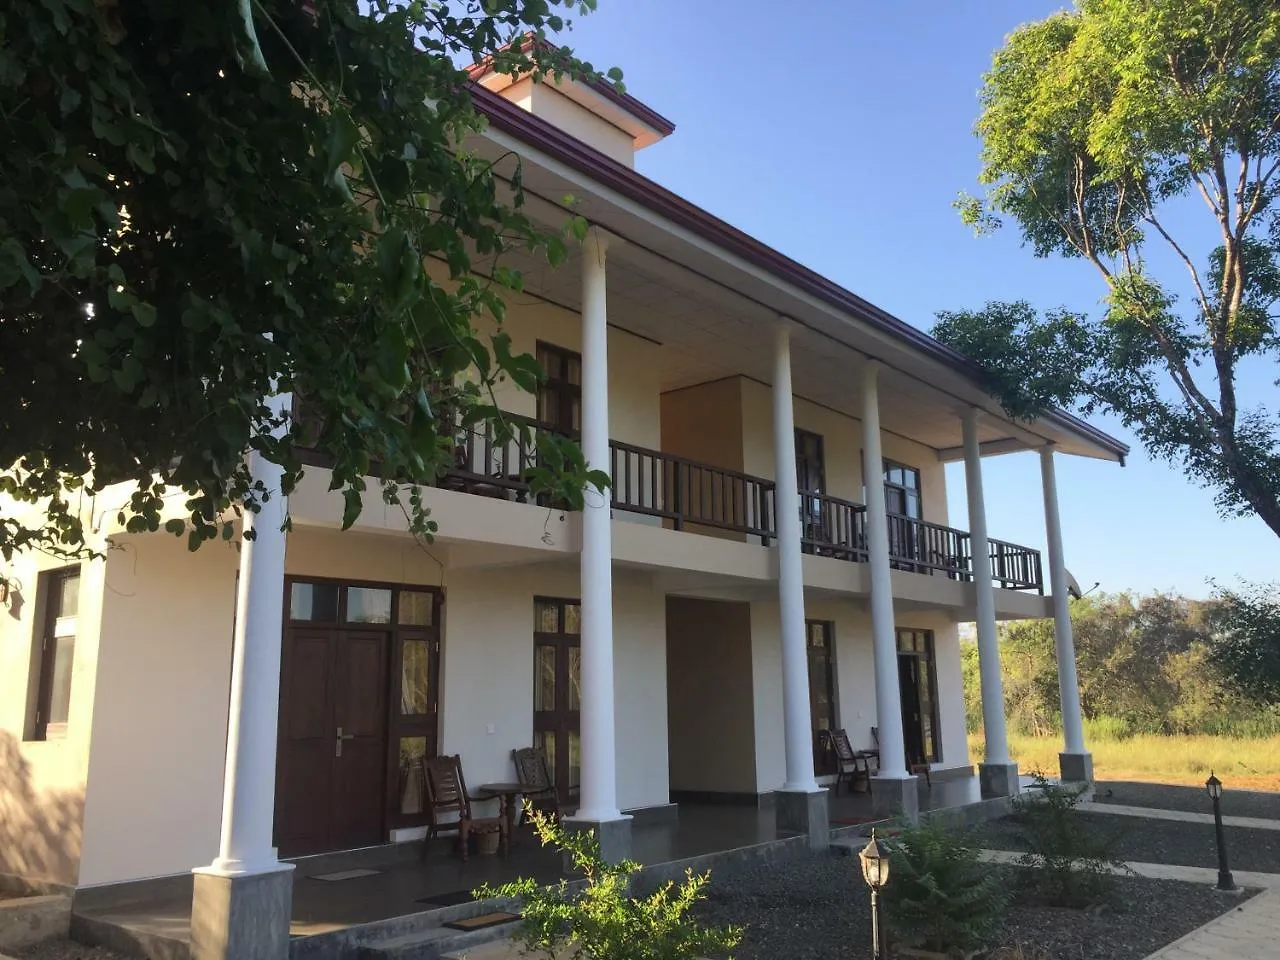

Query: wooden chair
<box><xmin>512</xmin><ymin>746</ymin><xmax>561</xmax><ymax>822</ymax></box>
<box><xmin>422</xmin><ymin>754</ymin><xmax>506</xmax><ymax>861</ymax></box>
<box><xmin>871</xmin><ymin>726</ymin><xmax>931</xmax><ymax>787</ymax></box>
<box><xmin>828</xmin><ymin>729</ymin><xmax>873</xmax><ymax>796</ymax></box>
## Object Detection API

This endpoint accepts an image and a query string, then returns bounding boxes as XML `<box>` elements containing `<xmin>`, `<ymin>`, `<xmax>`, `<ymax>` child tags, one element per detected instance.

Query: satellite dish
<box><xmin>1066</xmin><ymin>570</ymin><xmax>1083</xmax><ymax>599</ymax></box>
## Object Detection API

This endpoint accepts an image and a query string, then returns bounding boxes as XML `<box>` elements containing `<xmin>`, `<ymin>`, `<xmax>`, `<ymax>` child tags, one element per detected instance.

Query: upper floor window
<box><xmin>30</xmin><ymin>568</ymin><xmax>80</xmax><ymax>741</ymax></box>
<box><xmin>536</xmin><ymin>342</ymin><xmax>581</xmax><ymax>435</ymax></box>
<box><xmin>883</xmin><ymin>460</ymin><xmax>922</xmax><ymax>520</ymax></box>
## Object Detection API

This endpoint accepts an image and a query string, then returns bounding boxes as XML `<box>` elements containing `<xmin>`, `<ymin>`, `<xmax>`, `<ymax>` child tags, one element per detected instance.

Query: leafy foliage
<box><xmin>962</xmin><ymin>591</ymin><xmax>1280</xmax><ymax>738</ymax></box>
<box><xmin>939</xmin><ymin>0</ymin><xmax>1280</xmax><ymax>538</ymax></box>
<box><xmin>1209</xmin><ymin>581</ymin><xmax>1280</xmax><ymax>704</ymax></box>
<box><xmin>1</xmin><ymin>0</ymin><xmax>611</xmax><ymax>563</ymax></box>
<box><xmin>476</xmin><ymin>808</ymin><xmax>742</xmax><ymax>960</ymax></box>
<box><xmin>1012</xmin><ymin>774</ymin><xmax>1128</xmax><ymax>907</ymax></box>
<box><xmin>882</xmin><ymin>820</ymin><xmax>1009</xmax><ymax>956</ymax></box>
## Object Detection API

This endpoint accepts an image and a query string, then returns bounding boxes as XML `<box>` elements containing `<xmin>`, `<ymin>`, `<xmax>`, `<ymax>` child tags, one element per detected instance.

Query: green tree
<box><xmin>1210</xmin><ymin>582</ymin><xmax>1280</xmax><ymax>704</ymax></box>
<box><xmin>936</xmin><ymin>0</ymin><xmax>1280</xmax><ymax>538</ymax></box>
<box><xmin>2</xmin><ymin>0</ymin><xmax>613</xmax><ymax>564</ymax></box>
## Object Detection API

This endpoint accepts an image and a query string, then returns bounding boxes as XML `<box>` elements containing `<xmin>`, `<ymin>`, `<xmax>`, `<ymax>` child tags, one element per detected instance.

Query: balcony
<box><xmin>442</xmin><ymin>415</ymin><xmax>1044</xmax><ymax>594</ymax></box>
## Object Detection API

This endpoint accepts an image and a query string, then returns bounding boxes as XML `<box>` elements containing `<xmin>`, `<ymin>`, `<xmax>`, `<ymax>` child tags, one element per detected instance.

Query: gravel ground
<box><xmin>976</xmin><ymin>810</ymin><xmax>1280</xmax><ymax>873</ymax></box>
<box><xmin>1094</xmin><ymin>780</ymin><xmax>1280</xmax><ymax>820</ymax></box>
<box><xmin>11</xmin><ymin>944</ymin><xmax>131</xmax><ymax>960</ymax></box>
<box><xmin>693</xmin><ymin>848</ymin><xmax>1251</xmax><ymax>960</ymax></box>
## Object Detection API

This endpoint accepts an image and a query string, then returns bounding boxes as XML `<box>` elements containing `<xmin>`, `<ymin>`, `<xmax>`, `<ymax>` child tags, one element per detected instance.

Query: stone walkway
<box><xmin>1142</xmin><ymin>887</ymin><xmax>1280</xmax><ymax>959</ymax></box>
<box><xmin>977</xmin><ymin>849</ymin><xmax>1280</xmax><ymax>889</ymax></box>
<box><xmin>1081</xmin><ymin>800</ymin><xmax>1280</xmax><ymax>832</ymax></box>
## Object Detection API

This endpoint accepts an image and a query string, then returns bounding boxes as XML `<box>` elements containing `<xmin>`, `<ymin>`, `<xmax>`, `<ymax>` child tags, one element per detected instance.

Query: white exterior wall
<box><xmin>440</xmin><ymin>562</ymin><xmax>668</xmax><ymax>812</ymax></box>
<box><xmin>739</xmin><ymin>378</ymin><xmax>949</xmax><ymax>524</ymax></box>
<box><xmin>0</xmin><ymin>548</ymin><xmax>107</xmax><ymax>886</ymax></box>
<box><xmin>77</xmin><ymin>535</ymin><xmax>237</xmax><ymax>886</ymax></box>
<box><xmin>747</xmin><ymin>597</ymin><xmax>971</xmax><ymax>795</ymax></box>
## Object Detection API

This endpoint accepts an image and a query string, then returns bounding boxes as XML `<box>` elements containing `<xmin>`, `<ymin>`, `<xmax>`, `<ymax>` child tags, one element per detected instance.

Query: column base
<box><xmin>979</xmin><ymin>761</ymin><xmax>1021</xmax><ymax>798</ymax></box>
<box><xmin>870</xmin><ymin>776</ymin><xmax>919</xmax><ymax>823</ymax></box>
<box><xmin>190</xmin><ymin>864</ymin><xmax>293</xmax><ymax>960</ymax></box>
<box><xmin>563</xmin><ymin>815</ymin><xmax>634</xmax><ymax>866</ymax></box>
<box><xmin>775</xmin><ymin>789</ymin><xmax>830</xmax><ymax>850</ymax></box>
<box><xmin>1059</xmin><ymin>751</ymin><xmax>1094</xmax><ymax>785</ymax></box>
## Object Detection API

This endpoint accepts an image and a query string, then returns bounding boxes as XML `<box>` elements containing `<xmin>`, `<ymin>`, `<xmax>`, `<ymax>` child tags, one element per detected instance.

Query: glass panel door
<box><xmin>805</xmin><ymin>621</ymin><xmax>837</xmax><ymax>774</ymax></box>
<box><xmin>533</xmin><ymin>597</ymin><xmax>582</xmax><ymax>803</ymax></box>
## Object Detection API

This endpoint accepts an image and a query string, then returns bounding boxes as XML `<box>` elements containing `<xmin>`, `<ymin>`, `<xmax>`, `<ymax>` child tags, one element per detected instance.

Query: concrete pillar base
<box><xmin>979</xmin><ymin>761</ymin><xmax>1021</xmax><ymax>798</ymax></box>
<box><xmin>870</xmin><ymin>776</ymin><xmax>919</xmax><ymax>823</ymax></box>
<box><xmin>190</xmin><ymin>865</ymin><xmax>293</xmax><ymax>960</ymax></box>
<box><xmin>1059</xmin><ymin>751</ymin><xmax>1094</xmax><ymax>785</ymax></box>
<box><xmin>775</xmin><ymin>789</ymin><xmax>830</xmax><ymax>850</ymax></box>
<box><xmin>563</xmin><ymin>815</ymin><xmax>633</xmax><ymax>866</ymax></box>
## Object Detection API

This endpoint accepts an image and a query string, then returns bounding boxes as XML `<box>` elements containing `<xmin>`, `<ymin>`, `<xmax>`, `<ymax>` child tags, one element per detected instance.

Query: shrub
<box><xmin>476</xmin><ymin>808</ymin><xmax>742</xmax><ymax>960</ymax></box>
<box><xmin>883</xmin><ymin>820</ymin><xmax>1009</xmax><ymax>956</ymax></box>
<box><xmin>1013</xmin><ymin>774</ymin><xmax>1128</xmax><ymax>907</ymax></box>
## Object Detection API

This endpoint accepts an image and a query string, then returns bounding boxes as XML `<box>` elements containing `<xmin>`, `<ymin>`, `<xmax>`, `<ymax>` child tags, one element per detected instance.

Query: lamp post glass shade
<box><xmin>859</xmin><ymin>830</ymin><xmax>891</xmax><ymax>890</ymax></box>
<box><xmin>1206</xmin><ymin>772</ymin><xmax>1223</xmax><ymax>800</ymax></box>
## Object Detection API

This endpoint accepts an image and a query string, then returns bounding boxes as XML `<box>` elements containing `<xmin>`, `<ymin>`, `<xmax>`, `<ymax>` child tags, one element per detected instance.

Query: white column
<box><xmin>1040</xmin><ymin>446</ymin><xmax>1087</xmax><ymax>757</ymax></box>
<box><xmin>772</xmin><ymin>323</ymin><xmax>819</xmax><ymax>794</ymax></box>
<box><xmin>576</xmin><ymin>228</ymin><xmax>620</xmax><ymax>822</ymax></box>
<box><xmin>202</xmin><ymin>390</ymin><xmax>293</xmax><ymax>877</ymax></box>
<box><xmin>963</xmin><ymin>408</ymin><xmax>1011</xmax><ymax>765</ymax></box>
<box><xmin>861</xmin><ymin>363</ymin><xmax>909</xmax><ymax>780</ymax></box>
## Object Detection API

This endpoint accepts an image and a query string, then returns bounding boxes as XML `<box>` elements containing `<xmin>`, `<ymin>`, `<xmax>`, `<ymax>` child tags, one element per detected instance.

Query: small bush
<box><xmin>1012</xmin><ymin>773</ymin><xmax>1128</xmax><ymax>907</ymax></box>
<box><xmin>883</xmin><ymin>820</ymin><xmax>1009</xmax><ymax>956</ymax></box>
<box><xmin>476</xmin><ymin>808</ymin><xmax>742</xmax><ymax>960</ymax></box>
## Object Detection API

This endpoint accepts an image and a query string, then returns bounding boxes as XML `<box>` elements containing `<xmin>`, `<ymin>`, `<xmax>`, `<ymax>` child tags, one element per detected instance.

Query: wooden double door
<box><xmin>276</xmin><ymin>628</ymin><xmax>389</xmax><ymax>856</ymax></box>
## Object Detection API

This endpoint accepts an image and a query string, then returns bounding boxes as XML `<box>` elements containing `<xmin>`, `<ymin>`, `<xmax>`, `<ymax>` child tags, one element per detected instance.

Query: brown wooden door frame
<box><xmin>533</xmin><ymin>597</ymin><xmax>581</xmax><ymax>804</ymax></box>
<box><xmin>277</xmin><ymin>575</ymin><xmax>443</xmax><ymax>854</ymax></box>
<box><xmin>805</xmin><ymin>619</ymin><xmax>839</xmax><ymax>775</ymax></box>
<box><xmin>895</xmin><ymin>628</ymin><xmax>941</xmax><ymax>764</ymax></box>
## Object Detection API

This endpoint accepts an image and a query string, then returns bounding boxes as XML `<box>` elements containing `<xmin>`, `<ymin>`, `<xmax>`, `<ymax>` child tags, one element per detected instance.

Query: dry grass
<box><xmin>968</xmin><ymin>731</ymin><xmax>1280</xmax><ymax>791</ymax></box>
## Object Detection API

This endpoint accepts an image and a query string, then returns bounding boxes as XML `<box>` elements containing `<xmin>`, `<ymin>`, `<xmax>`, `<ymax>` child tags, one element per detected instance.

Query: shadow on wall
<box><xmin>0</xmin><ymin>732</ymin><xmax>84</xmax><ymax>887</ymax></box>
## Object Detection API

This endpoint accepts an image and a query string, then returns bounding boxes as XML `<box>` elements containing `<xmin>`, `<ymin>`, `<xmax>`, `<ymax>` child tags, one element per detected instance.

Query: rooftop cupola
<box><xmin>468</xmin><ymin>42</ymin><xmax>674</xmax><ymax>168</ymax></box>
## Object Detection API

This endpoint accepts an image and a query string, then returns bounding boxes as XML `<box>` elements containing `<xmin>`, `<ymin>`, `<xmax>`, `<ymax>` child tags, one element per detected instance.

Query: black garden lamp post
<box><xmin>859</xmin><ymin>829</ymin><xmax>891</xmax><ymax>960</ymax></box>
<box><xmin>1206</xmin><ymin>772</ymin><xmax>1236</xmax><ymax>891</ymax></box>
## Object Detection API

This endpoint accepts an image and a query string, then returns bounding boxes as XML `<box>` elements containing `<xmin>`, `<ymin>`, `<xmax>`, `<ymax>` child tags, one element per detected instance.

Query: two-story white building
<box><xmin>0</xmin><ymin>58</ymin><xmax>1124</xmax><ymax>960</ymax></box>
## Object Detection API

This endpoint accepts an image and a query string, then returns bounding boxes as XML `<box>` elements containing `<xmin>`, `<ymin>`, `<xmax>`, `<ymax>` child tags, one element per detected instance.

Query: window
<box><xmin>883</xmin><ymin>460</ymin><xmax>922</xmax><ymax>519</ymax></box>
<box><xmin>536</xmin><ymin>342</ymin><xmax>582</xmax><ymax>435</ymax></box>
<box><xmin>806</xmin><ymin>620</ymin><xmax>838</xmax><ymax>775</ymax></box>
<box><xmin>896</xmin><ymin>628</ymin><xmax>940</xmax><ymax>764</ymax></box>
<box><xmin>31</xmin><ymin>568</ymin><xmax>80</xmax><ymax>740</ymax></box>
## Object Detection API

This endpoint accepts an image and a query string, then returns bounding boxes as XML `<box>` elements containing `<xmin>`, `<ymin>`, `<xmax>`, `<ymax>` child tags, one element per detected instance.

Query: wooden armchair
<box><xmin>512</xmin><ymin>747</ymin><xmax>561</xmax><ymax>822</ymax></box>
<box><xmin>422</xmin><ymin>754</ymin><xmax>506</xmax><ymax>861</ymax></box>
<box><xmin>828</xmin><ymin>729</ymin><xmax>873</xmax><ymax>796</ymax></box>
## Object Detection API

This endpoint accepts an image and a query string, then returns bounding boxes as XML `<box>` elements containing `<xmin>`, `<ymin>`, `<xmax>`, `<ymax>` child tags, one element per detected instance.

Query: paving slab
<box><xmin>976</xmin><ymin>849</ymin><xmax>1280</xmax><ymax>889</ymax></box>
<box><xmin>1142</xmin><ymin>887</ymin><xmax>1280</xmax><ymax>959</ymax></box>
<box><xmin>1081</xmin><ymin>801</ymin><xmax>1280</xmax><ymax>832</ymax></box>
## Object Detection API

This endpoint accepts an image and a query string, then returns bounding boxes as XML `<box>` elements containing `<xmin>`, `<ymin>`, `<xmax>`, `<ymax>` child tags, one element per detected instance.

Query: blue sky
<box><xmin>553</xmin><ymin>0</ymin><xmax>1280</xmax><ymax>598</ymax></box>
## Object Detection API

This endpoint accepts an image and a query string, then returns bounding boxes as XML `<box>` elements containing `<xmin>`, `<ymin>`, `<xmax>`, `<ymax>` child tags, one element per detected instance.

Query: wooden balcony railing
<box><xmin>296</xmin><ymin>402</ymin><xmax>1042</xmax><ymax>592</ymax></box>
<box><xmin>989</xmin><ymin>538</ymin><xmax>1044</xmax><ymax>593</ymax></box>
<box><xmin>886</xmin><ymin>513</ymin><xmax>974</xmax><ymax>581</ymax></box>
<box><xmin>609</xmin><ymin>441</ymin><xmax>775</xmax><ymax>542</ymax></box>
<box><xmin>799</xmin><ymin>492</ymin><xmax>867</xmax><ymax>562</ymax></box>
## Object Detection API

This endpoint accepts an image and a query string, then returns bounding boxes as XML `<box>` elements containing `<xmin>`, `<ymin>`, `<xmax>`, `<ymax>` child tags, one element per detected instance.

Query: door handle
<box><xmin>335</xmin><ymin>726</ymin><xmax>356</xmax><ymax>757</ymax></box>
